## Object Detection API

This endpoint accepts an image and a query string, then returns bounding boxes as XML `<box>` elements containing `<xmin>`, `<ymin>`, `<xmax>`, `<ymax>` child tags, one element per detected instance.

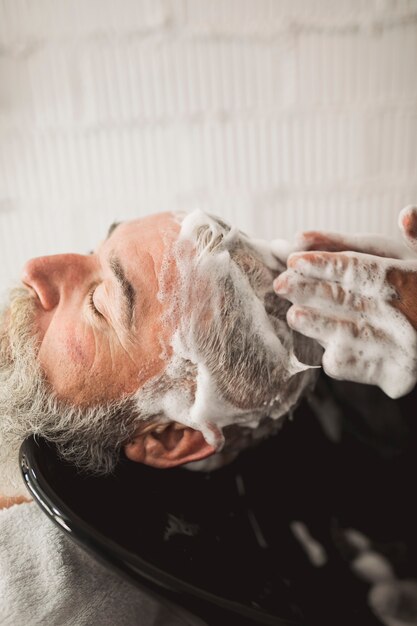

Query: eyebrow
<box><xmin>109</xmin><ymin>255</ymin><xmax>136</xmax><ymax>329</ymax></box>
<box><xmin>88</xmin><ymin>223</ymin><xmax>121</xmax><ymax>255</ymax></box>
<box><xmin>106</xmin><ymin>222</ymin><xmax>121</xmax><ymax>240</ymax></box>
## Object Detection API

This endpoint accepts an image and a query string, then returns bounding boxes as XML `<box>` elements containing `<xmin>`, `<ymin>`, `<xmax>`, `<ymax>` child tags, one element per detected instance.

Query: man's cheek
<box><xmin>37</xmin><ymin>322</ymin><xmax>93</xmax><ymax>386</ymax></box>
<box><xmin>65</xmin><ymin>334</ymin><xmax>91</xmax><ymax>366</ymax></box>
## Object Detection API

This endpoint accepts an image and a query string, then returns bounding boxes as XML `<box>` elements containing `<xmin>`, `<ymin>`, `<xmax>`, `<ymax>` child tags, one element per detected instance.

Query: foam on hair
<box><xmin>141</xmin><ymin>210</ymin><xmax>321</xmax><ymax>450</ymax></box>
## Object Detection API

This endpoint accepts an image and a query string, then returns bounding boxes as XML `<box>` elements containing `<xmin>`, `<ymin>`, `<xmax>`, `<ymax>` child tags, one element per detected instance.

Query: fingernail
<box><xmin>287</xmin><ymin>306</ymin><xmax>304</xmax><ymax>327</ymax></box>
<box><xmin>273</xmin><ymin>276</ymin><xmax>288</xmax><ymax>294</ymax></box>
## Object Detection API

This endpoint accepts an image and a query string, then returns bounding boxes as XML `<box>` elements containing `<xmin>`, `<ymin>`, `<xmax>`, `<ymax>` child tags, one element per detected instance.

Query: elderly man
<box><xmin>0</xmin><ymin>209</ymin><xmax>320</xmax><ymax>500</ymax></box>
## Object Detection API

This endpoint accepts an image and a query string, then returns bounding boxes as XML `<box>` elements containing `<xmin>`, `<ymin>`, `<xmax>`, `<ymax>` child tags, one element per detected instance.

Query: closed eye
<box><xmin>88</xmin><ymin>286</ymin><xmax>103</xmax><ymax>318</ymax></box>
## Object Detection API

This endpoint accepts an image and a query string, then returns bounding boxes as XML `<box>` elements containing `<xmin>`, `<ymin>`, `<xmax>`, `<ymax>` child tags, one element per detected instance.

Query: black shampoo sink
<box><xmin>19</xmin><ymin>378</ymin><xmax>417</xmax><ymax>625</ymax></box>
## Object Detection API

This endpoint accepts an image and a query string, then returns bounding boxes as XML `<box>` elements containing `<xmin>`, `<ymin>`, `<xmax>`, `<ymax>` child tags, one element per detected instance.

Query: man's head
<box><xmin>0</xmin><ymin>210</ymin><xmax>320</xmax><ymax>496</ymax></box>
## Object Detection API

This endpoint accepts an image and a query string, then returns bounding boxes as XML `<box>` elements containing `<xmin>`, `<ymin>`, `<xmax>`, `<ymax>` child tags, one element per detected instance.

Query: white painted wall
<box><xmin>1</xmin><ymin>0</ymin><xmax>416</xmax><ymax>292</ymax></box>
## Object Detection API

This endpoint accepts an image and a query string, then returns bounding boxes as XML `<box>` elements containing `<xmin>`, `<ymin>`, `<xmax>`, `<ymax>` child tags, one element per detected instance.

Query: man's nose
<box><xmin>21</xmin><ymin>254</ymin><xmax>91</xmax><ymax>311</ymax></box>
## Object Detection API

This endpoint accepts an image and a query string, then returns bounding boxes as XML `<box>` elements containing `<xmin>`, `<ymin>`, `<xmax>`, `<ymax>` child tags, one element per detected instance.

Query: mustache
<box><xmin>0</xmin><ymin>287</ymin><xmax>38</xmax><ymax>366</ymax></box>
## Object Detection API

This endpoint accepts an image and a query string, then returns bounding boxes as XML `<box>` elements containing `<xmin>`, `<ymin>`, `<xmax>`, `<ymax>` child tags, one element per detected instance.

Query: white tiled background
<box><xmin>1</xmin><ymin>0</ymin><xmax>416</xmax><ymax>292</ymax></box>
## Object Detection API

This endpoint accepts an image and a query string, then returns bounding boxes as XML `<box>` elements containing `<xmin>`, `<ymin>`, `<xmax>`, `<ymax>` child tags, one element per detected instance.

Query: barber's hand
<box><xmin>274</xmin><ymin>206</ymin><xmax>417</xmax><ymax>399</ymax></box>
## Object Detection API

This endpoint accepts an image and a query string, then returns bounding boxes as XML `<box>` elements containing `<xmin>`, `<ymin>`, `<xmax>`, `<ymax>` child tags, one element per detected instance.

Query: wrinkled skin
<box><xmin>21</xmin><ymin>212</ymin><xmax>179</xmax><ymax>406</ymax></box>
<box><xmin>274</xmin><ymin>206</ymin><xmax>417</xmax><ymax>398</ymax></box>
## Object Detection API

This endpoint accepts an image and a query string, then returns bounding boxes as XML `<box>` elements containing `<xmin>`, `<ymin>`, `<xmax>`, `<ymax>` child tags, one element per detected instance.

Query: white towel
<box><xmin>0</xmin><ymin>502</ymin><xmax>206</xmax><ymax>626</ymax></box>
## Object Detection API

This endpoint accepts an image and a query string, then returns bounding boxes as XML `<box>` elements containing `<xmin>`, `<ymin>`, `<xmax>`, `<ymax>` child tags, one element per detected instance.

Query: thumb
<box><xmin>399</xmin><ymin>205</ymin><xmax>417</xmax><ymax>254</ymax></box>
<box><xmin>369</xmin><ymin>580</ymin><xmax>417</xmax><ymax>626</ymax></box>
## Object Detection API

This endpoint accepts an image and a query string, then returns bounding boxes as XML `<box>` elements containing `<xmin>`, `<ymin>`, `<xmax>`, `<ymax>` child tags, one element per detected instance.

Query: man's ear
<box><xmin>123</xmin><ymin>421</ymin><xmax>217</xmax><ymax>468</ymax></box>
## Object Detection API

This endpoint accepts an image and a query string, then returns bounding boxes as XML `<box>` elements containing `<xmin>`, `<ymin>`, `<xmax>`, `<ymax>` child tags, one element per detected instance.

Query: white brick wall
<box><xmin>0</xmin><ymin>0</ymin><xmax>416</xmax><ymax>291</ymax></box>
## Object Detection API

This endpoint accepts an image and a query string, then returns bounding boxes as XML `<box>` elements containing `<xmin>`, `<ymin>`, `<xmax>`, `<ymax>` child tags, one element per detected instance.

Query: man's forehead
<box><xmin>97</xmin><ymin>214</ymin><xmax>182</xmax><ymax>270</ymax></box>
<box><xmin>104</xmin><ymin>212</ymin><xmax>180</xmax><ymax>242</ymax></box>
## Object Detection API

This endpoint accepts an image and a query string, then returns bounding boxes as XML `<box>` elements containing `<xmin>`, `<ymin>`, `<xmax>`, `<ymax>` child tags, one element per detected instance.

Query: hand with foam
<box><xmin>274</xmin><ymin>206</ymin><xmax>417</xmax><ymax>399</ymax></box>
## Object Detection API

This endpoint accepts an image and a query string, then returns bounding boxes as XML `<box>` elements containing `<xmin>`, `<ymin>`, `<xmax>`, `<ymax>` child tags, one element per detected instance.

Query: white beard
<box><xmin>0</xmin><ymin>288</ymin><xmax>40</xmax><ymax>498</ymax></box>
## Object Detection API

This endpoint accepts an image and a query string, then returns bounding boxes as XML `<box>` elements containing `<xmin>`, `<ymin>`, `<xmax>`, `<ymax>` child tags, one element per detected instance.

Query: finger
<box><xmin>295</xmin><ymin>230</ymin><xmax>349</xmax><ymax>252</ymax></box>
<box><xmin>286</xmin><ymin>305</ymin><xmax>381</xmax><ymax>346</ymax></box>
<box><xmin>322</xmin><ymin>343</ymin><xmax>416</xmax><ymax>399</ymax></box>
<box><xmin>321</xmin><ymin>345</ymin><xmax>394</xmax><ymax>394</ymax></box>
<box><xmin>297</xmin><ymin>231</ymin><xmax>408</xmax><ymax>259</ymax></box>
<box><xmin>399</xmin><ymin>205</ymin><xmax>417</xmax><ymax>253</ymax></box>
<box><xmin>287</xmin><ymin>251</ymin><xmax>388</xmax><ymax>294</ymax></box>
<box><xmin>287</xmin><ymin>309</ymin><xmax>401</xmax><ymax>392</ymax></box>
<box><xmin>288</xmin><ymin>305</ymin><xmax>416</xmax><ymax>397</ymax></box>
<box><xmin>274</xmin><ymin>270</ymin><xmax>370</xmax><ymax>313</ymax></box>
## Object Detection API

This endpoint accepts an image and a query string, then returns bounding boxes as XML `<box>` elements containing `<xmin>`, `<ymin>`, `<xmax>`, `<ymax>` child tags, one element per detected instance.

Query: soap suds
<box><xmin>285</xmin><ymin>251</ymin><xmax>417</xmax><ymax>399</ymax></box>
<box><xmin>142</xmin><ymin>209</ymin><xmax>321</xmax><ymax>452</ymax></box>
